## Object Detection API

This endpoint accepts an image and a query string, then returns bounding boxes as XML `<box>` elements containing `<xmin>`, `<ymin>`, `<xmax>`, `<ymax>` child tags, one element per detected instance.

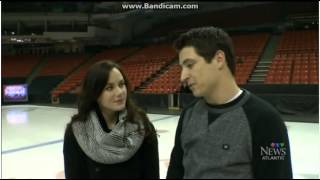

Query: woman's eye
<box><xmin>119</xmin><ymin>82</ymin><xmax>125</xmax><ymax>88</ymax></box>
<box><xmin>105</xmin><ymin>86</ymin><xmax>113</xmax><ymax>91</ymax></box>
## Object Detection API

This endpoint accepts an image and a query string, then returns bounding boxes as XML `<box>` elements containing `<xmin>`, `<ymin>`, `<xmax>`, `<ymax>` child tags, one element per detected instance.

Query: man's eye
<box><xmin>186</xmin><ymin>63</ymin><xmax>194</xmax><ymax>69</ymax></box>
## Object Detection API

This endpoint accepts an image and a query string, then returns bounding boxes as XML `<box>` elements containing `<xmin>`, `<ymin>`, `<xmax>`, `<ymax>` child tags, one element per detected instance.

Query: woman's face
<box><xmin>97</xmin><ymin>68</ymin><xmax>127</xmax><ymax>112</ymax></box>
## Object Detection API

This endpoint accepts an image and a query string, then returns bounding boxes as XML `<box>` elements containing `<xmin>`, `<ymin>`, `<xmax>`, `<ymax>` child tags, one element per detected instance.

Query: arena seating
<box><xmin>51</xmin><ymin>48</ymin><xmax>137</xmax><ymax>97</ymax></box>
<box><xmin>3</xmin><ymin>55</ymin><xmax>42</xmax><ymax>78</ymax></box>
<box><xmin>233</xmin><ymin>33</ymin><xmax>270</xmax><ymax>85</ymax></box>
<box><xmin>265</xmin><ymin>30</ymin><xmax>318</xmax><ymax>84</ymax></box>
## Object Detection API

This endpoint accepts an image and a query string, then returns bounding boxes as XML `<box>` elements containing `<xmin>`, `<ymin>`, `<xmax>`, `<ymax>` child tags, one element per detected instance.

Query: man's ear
<box><xmin>215</xmin><ymin>50</ymin><xmax>226</xmax><ymax>69</ymax></box>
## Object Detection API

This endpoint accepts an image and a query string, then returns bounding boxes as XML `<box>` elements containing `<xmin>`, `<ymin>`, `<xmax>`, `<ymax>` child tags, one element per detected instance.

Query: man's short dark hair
<box><xmin>173</xmin><ymin>26</ymin><xmax>236</xmax><ymax>75</ymax></box>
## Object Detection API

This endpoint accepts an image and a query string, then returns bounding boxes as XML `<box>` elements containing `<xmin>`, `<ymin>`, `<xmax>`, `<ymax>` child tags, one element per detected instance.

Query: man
<box><xmin>166</xmin><ymin>26</ymin><xmax>292</xmax><ymax>179</ymax></box>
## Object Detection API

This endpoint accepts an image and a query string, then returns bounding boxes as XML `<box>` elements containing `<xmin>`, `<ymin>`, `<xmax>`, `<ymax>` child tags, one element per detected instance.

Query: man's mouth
<box><xmin>188</xmin><ymin>83</ymin><xmax>195</xmax><ymax>89</ymax></box>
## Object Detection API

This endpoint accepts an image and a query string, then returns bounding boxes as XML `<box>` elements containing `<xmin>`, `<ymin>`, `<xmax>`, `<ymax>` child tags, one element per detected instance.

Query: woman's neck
<box><xmin>100</xmin><ymin>107</ymin><xmax>117</xmax><ymax>129</ymax></box>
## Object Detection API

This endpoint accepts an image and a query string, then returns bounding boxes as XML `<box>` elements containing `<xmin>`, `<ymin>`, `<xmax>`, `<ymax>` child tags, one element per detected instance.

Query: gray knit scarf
<box><xmin>72</xmin><ymin>109</ymin><xmax>145</xmax><ymax>164</ymax></box>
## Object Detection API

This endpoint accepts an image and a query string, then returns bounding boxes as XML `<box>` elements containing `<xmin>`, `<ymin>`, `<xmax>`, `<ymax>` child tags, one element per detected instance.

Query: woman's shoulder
<box><xmin>64</xmin><ymin>122</ymin><xmax>76</xmax><ymax>140</ymax></box>
<box><xmin>144</xmin><ymin>121</ymin><xmax>158</xmax><ymax>142</ymax></box>
<box><xmin>134</xmin><ymin>109</ymin><xmax>148</xmax><ymax>121</ymax></box>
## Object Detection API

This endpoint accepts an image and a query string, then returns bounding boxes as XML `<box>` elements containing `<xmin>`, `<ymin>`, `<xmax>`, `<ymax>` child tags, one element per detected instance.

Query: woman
<box><xmin>63</xmin><ymin>60</ymin><xmax>159</xmax><ymax>178</ymax></box>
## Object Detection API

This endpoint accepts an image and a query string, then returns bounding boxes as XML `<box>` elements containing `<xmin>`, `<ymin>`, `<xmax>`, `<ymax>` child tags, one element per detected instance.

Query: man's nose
<box><xmin>180</xmin><ymin>69</ymin><xmax>189</xmax><ymax>87</ymax></box>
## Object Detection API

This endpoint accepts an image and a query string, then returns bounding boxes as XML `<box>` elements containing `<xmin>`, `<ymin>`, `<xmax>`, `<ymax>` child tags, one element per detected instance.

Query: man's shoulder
<box><xmin>244</xmin><ymin>92</ymin><xmax>278</xmax><ymax>115</ymax></box>
<box><xmin>243</xmin><ymin>92</ymin><xmax>285</xmax><ymax>127</ymax></box>
<box><xmin>181</xmin><ymin>98</ymin><xmax>202</xmax><ymax>113</ymax></box>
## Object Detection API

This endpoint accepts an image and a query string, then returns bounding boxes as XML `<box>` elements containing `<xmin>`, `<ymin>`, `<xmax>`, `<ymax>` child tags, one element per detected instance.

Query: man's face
<box><xmin>179</xmin><ymin>46</ymin><xmax>221</xmax><ymax>98</ymax></box>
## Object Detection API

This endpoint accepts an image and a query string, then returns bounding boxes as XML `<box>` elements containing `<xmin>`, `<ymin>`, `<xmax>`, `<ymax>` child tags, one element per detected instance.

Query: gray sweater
<box><xmin>167</xmin><ymin>89</ymin><xmax>292</xmax><ymax>179</ymax></box>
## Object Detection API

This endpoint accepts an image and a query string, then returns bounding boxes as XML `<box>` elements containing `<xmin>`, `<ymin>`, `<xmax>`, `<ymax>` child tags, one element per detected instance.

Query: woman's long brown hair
<box><xmin>71</xmin><ymin>60</ymin><xmax>155</xmax><ymax>136</ymax></box>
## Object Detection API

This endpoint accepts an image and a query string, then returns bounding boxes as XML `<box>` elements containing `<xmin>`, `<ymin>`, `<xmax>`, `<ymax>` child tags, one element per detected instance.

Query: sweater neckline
<box><xmin>204</xmin><ymin>89</ymin><xmax>250</xmax><ymax>113</ymax></box>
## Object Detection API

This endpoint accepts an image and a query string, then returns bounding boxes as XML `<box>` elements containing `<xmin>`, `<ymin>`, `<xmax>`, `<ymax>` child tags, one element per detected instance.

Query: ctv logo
<box><xmin>260</xmin><ymin>142</ymin><xmax>287</xmax><ymax>160</ymax></box>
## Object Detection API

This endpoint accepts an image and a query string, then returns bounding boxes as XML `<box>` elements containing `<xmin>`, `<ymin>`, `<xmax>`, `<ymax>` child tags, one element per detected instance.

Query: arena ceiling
<box><xmin>2</xmin><ymin>2</ymin><xmax>317</xmax><ymax>45</ymax></box>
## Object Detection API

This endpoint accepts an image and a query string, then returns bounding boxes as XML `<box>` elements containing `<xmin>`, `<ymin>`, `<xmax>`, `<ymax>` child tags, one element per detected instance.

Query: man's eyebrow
<box><xmin>180</xmin><ymin>59</ymin><xmax>195</xmax><ymax>66</ymax></box>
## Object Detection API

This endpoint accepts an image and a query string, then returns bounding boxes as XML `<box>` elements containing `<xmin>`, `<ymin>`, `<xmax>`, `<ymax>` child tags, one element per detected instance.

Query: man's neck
<box><xmin>205</xmin><ymin>78</ymin><xmax>241</xmax><ymax>105</ymax></box>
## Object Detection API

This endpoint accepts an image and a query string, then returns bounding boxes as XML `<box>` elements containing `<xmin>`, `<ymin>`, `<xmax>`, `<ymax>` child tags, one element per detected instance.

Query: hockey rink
<box><xmin>1</xmin><ymin>105</ymin><xmax>319</xmax><ymax>179</ymax></box>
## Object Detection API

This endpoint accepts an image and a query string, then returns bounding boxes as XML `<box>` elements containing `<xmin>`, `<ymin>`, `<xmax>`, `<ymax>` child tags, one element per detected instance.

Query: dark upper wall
<box><xmin>143</xmin><ymin>2</ymin><xmax>318</xmax><ymax>37</ymax></box>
